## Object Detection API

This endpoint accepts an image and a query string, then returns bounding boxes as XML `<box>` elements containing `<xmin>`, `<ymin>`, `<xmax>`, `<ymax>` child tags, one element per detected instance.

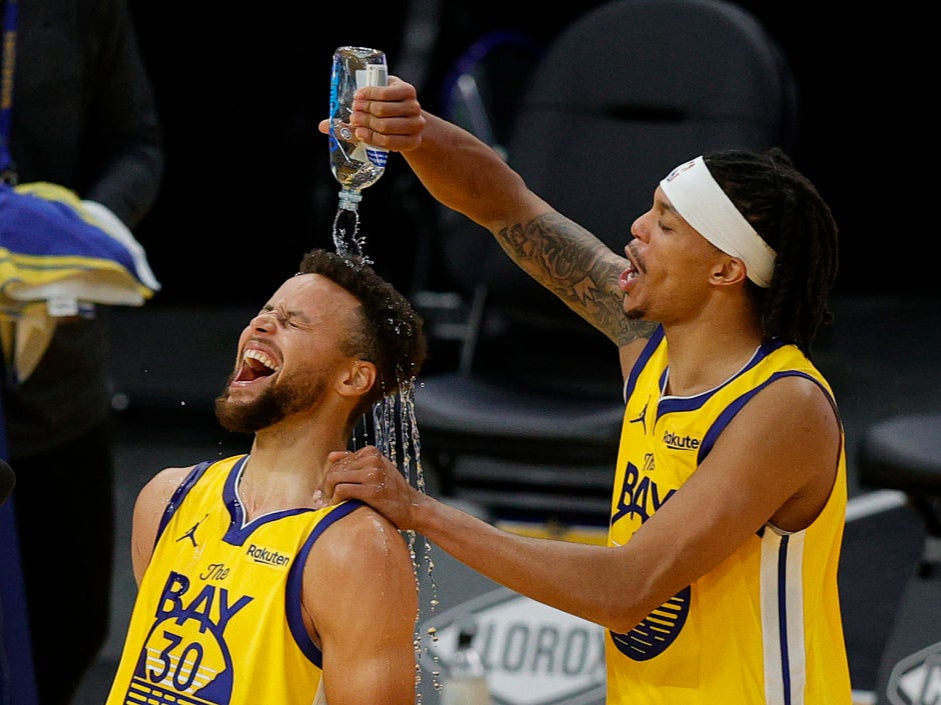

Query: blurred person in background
<box><xmin>0</xmin><ymin>1</ymin><xmax>162</xmax><ymax>703</ymax></box>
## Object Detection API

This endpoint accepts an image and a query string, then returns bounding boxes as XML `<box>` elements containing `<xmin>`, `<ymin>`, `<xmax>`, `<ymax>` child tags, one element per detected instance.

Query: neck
<box><xmin>661</xmin><ymin>315</ymin><xmax>763</xmax><ymax>396</ymax></box>
<box><xmin>237</xmin><ymin>414</ymin><xmax>351</xmax><ymax>516</ymax></box>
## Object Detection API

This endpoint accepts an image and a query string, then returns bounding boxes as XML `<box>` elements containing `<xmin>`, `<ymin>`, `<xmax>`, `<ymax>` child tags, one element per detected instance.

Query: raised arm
<box><xmin>340</xmin><ymin>78</ymin><xmax>650</xmax><ymax>350</ymax></box>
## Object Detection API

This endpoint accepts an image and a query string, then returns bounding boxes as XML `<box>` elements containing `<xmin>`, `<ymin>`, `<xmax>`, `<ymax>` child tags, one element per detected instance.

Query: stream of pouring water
<box><xmin>351</xmin><ymin>366</ymin><xmax>442</xmax><ymax>698</ymax></box>
<box><xmin>329</xmin><ymin>43</ymin><xmax>442</xmax><ymax>689</ymax></box>
<box><xmin>331</xmin><ymin>205</ymin><xmax>370</xmax><ymax>263</ymax></box>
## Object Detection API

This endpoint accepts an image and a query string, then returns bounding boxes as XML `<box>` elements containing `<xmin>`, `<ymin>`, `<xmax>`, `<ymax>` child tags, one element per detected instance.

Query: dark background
<box><xmin>126</xmin><ymin>1</ymin><xmax>940</xmax><ymax>308</ymax></box>
<box><xmin>61</xmin><ymin>5</ymin><xmax>941</xmax><ymax>701</ymax></box>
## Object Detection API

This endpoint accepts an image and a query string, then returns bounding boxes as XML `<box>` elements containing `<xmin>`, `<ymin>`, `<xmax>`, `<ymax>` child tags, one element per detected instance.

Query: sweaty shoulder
<box><xmin>313</xmin><ymin>503</ymin><xmax>411</xmax><ymax>567</ymax></box>
<box><xmin>302</xmin><ymin>503</ymin><xmax>416</xmax><ymax>646</ymax></box>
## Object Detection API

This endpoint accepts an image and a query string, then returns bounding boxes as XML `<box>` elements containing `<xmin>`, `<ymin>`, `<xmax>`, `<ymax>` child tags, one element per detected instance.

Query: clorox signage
<box><xmin>886</xmin><ymin>640</ymin><xmax>941</xmax><ymax>705</ymax></box>
<box><xmin>420</xmin><ymin>587</ymin><xmax>606</xmax><ymax>705</ymax></box>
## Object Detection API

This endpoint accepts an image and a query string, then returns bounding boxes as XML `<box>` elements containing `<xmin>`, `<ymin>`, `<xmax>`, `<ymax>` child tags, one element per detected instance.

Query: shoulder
<box><xmin>136</xmin><ymin>464</ymin><xmax>199</xmax><ymax>514</ymax></box>
<box><xmin>311</xmin><ymin>503</ymin><xmax>412</xmax><ymax>568</ymax></box>
<box><xmin>131</xmin><ymin>464</ymin><xmax>198</xmax><ymax>582</ymax></box>
<box><xmin>725</xmin><ymin>372</ymin><xmax>842</xmax><ymax>481</ymax></box>
<box><xmin>759</xmin><ymin>371</ymin><xmax>837</xmax><ymax>418</ymax></box>
<box><xmin>744</xmin><ymin>373</ymin><xmax>843</xmax><ymax>530</ymax></box>
<box><xmin>712</xmin><ymin>369</ymin><xmax>842</xmax><ymax>475</ymax></box>
<box><xmin>133</xmin><ymin>464</ymin><xmax>199</xmax><ymax>527</ymax></box>
<box><xmin>728</xmin><ymin>370</ymin><xmax>839</xmax><ymax>440</ymax></box>
<box><xmin>302</xmin><ymin>503</ymin><xmax>416</xmax><ymax>629</ymax></box>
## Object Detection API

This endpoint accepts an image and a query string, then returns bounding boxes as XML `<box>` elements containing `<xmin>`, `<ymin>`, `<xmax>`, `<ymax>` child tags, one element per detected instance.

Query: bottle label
<box><xmin>364</xmin><ymin>64</ymin><xmax>387</xmax><ymax>88</ymax></box>
<box><xmin>328</xmin><ymin>46</ymin><xmax>388</xmax><ymax>192</ymax></box>
<box><xmin>356</xmin><ymin>64</ymin><xmax>389</xmax><ymax>160</ymax></box>
<box><xmin>365</xmin><ymin>147</ymin><xmax>388</xmax><ymax>167</ymax></box>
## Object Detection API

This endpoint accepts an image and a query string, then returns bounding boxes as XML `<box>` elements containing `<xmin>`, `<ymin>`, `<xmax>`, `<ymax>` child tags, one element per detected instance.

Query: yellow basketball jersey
<box><xmin>106</xmin><ymin>454</ymin><xmax>363</xmax><ymax>705</ymax></box>
<box><xmin>606</xmin><ymin>328</ymin><xmax>851</xmax><ymax>704</ymax></box>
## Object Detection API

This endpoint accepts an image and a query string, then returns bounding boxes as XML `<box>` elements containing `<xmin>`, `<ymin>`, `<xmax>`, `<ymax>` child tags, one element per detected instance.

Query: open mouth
<box><xmin>620</xmin><ymin>245</ymin><xmax>645</xmax><ymax>290</ymax></box>
<box><xmin>620</xmin><ymin>259</ymin><xmax>639</xmax><ymax>290</ymax></box>
<box><xmin>234</xmin><ymin>348</ymin><xmax>280</xmax><ymax>383</ymax></box>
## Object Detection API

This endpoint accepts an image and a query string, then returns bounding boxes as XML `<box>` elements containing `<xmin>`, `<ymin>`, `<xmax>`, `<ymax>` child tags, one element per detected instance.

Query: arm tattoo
<box><xmin>495</xmin><ymin>212</ymin><xmax>655</xmax><ymax>347</ymax></box>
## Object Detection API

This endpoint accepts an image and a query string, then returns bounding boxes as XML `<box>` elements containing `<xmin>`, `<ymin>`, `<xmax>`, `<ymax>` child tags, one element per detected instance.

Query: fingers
<box><xmin>348</xmin><ymin>116</ymin><xmax>425</xmax><ymax>153</ymax></box>
<box><xmin>320</xmin><ymin>76</ymin><xmax>423</xmax><ymax>148</ymax></box>
<box><xmin>321</xmin><ymin>447</ymin><xmax>385</xmax><ymax>504</ymax></box>
<box><xmin>355</xmin><ymin>75</ymin><xmax>416</xmax><ymax>103</ymax></box>
<box><xmin>319</xmin><ymin>446</ymin><xmax>422</xmax><ymax>531</ymax></box>
<box><xmin>347</xmin><ymin>77</ymin><xmax>424</xmax><ymax>152</ymax></box>
<box><xmin>351</xmin><ymin>95</ymin><xmax>422</xmax><ymax>123</ymax></box>
<box><xmin>317</xmin><ymin>76</ymin><xmax>426</xmax><ymax>147</ymax></box>
<box><xmin>355</xmin><ymin>124</ymin><xmax>425</xmax><ymax>152</ymax></box>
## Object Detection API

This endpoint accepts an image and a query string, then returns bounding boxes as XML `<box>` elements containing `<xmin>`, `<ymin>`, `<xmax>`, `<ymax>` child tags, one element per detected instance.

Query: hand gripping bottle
<box><xmin>328</xmin><ymin>46</ymin><xmax>388</xmax><ymax>212</ymax></box>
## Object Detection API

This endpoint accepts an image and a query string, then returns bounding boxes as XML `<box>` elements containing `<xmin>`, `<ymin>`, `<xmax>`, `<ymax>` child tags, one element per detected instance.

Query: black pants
<box><xmin>12</xmin><ymin>421</ymin><xmax>114</xmax><ymax>705</ymax></box>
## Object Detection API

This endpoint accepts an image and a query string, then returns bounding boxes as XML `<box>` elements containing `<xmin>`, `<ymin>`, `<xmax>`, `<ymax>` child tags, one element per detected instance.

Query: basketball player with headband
<box><xmin>320</xmin><ymin>78</ymin><xmax>851</xmax><ymax>704</ymax></box>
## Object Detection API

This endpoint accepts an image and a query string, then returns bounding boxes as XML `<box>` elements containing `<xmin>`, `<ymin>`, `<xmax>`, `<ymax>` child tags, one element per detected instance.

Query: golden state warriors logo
<box><xmin>610</xmin><ymin>587</ymin><xmax>691</xmax><ymax>660</ymax></box>
<box><xmin>610</xmin><ymin>460</ymin><xmax>690</xmax><ymax>659</ymax></box>
<box><xmin>120</xmin><ymin>571</ymin><xmax>253</xmax><ymax>705</ymax></box>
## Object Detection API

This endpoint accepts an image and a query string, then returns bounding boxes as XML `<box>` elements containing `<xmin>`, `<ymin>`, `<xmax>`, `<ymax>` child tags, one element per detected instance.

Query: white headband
<box><xmin>659</xmin><ymin>156</ymin><xmax>776</xmax><ymax>288</ymax></box>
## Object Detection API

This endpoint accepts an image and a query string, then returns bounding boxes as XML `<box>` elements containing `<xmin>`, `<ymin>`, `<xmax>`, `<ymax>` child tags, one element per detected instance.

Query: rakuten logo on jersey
<box><xmin>421</xmin><ymin>588</ymin><xmax>605</xmax><ymax>705</ymax></box>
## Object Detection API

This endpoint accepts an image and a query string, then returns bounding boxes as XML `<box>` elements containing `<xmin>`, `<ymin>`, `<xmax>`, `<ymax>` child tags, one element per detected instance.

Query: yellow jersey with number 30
<box><xmin>106</xmin><ymin>454</ymin><xmax>362</xmax><ymax>705</ymax></box>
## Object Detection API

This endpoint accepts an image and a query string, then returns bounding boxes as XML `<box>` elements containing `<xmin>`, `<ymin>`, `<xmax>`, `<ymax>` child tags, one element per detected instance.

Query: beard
<box><xmin>214</xmin><ymin>372</ymin><xmax>328</xmax><ymax>434</ymax></box>
<box><xmin>625</xmin><ymin>306</ymin><xmax>647</xmax><ymax>321</ymax></box>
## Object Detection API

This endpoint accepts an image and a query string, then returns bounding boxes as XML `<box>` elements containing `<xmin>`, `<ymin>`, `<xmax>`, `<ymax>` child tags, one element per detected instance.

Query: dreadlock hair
<box><xmin>298</xmin><ymin>249</ymin><xmax>427</xmax><ymax>419</ymax></box>
<box><xmin>703</xmin><ymin>148</ymin><xmax>838</xmax><ymax>357</ymax></box>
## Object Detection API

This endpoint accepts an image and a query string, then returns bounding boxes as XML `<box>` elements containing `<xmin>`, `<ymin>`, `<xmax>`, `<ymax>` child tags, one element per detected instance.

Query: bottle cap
<box><xmin>338</xmin><ymin>189</ymin><xmax>363</xmax><ymax>211</ymax></box>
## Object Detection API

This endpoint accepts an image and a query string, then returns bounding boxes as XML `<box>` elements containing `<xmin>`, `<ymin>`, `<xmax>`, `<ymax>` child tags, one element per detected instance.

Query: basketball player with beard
<box><xmin>105</xmin><ymin>249</ymin><xmax>427</xmax><ymax>705</ymax></box>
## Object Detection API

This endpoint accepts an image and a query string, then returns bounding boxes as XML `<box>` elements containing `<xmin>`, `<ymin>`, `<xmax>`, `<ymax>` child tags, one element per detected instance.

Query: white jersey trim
<box><xmin>761</xmin><ymin>527</ymin><xmax>807</xmax><ymax>705</ymax></box>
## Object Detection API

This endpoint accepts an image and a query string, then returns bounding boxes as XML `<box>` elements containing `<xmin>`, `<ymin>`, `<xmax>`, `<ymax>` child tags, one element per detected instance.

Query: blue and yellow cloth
<box><xmin>0</xmin><ymin>181</ymin><xmax>161</xmax><ymax>381</ymax></box>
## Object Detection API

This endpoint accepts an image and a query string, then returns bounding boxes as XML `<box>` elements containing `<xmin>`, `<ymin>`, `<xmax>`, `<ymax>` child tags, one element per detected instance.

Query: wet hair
<box><xmin>704</xmin><ymin>148</ymin><xmax>838</xmax><ymax>356</ymax></box>
<box><xmin>298</xmin><ymin>249</ymin><xmax>427</xmax><ymax>416</ymax></box>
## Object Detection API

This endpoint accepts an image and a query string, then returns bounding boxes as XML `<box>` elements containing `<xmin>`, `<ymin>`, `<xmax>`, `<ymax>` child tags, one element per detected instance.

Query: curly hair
<box><xmin>704</xmin><ymin>148</ymin><xmax>838</xmax><ymax>356</ymax></box>
<box><xmin>298</xmin><ymin>249</ymin><xmax>427</xmax><ymax>417</ymax></box>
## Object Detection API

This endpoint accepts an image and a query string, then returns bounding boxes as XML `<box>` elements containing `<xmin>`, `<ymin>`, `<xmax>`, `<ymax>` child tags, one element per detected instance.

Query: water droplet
<box><xmin>111</xmin><ymin>392</ymin><xmax>130</xmax><ymax>411</ymax></box>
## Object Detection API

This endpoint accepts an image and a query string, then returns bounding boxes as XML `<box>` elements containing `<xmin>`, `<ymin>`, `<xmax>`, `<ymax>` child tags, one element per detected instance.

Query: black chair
<box><xmin>412</xmin><ymin>0</ymin><xmax>798</xmax><ymax>528</ymax></box>
<box><xmin>857</xmin><ymin>412</ymin><xmax>941</xmax><ymax>704</ymax></box>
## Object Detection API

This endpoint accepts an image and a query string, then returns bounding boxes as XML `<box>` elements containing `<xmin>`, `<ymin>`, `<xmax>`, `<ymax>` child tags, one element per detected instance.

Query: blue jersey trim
<box><xmin>285</xmin><ymin>500</ymin><xmax>365</xmax><ymax>667</ymax></box>
<box><xmin>778</xmin><ymin>534</ymin><xmax>793</xmax><ymax>705</ymax></box>
<box><xmin>697</xmin><ymin>370</ymin><xmax>823</xmax><ymax>464</ymax></box>
<box><xmin>624</xmin><ymin>325</ymin><xmax>664</xmax><ymax>401</ymax></box>
<box><xmin>154</xmin><ymin>460</ymin><xmax>214</xmax><ymax>547</ymax></box>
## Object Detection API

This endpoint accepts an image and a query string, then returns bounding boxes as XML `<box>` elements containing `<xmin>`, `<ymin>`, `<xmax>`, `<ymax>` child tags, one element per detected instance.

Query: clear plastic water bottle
<box><xmin>328</xmin><ymin>46</ymin><xmax>388</xmax><ymax>211</ymax></box>
<box><xmin>440</xmin><ymin>620</ymin><xmax>493</xmax><ymax>705</ymax></box>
